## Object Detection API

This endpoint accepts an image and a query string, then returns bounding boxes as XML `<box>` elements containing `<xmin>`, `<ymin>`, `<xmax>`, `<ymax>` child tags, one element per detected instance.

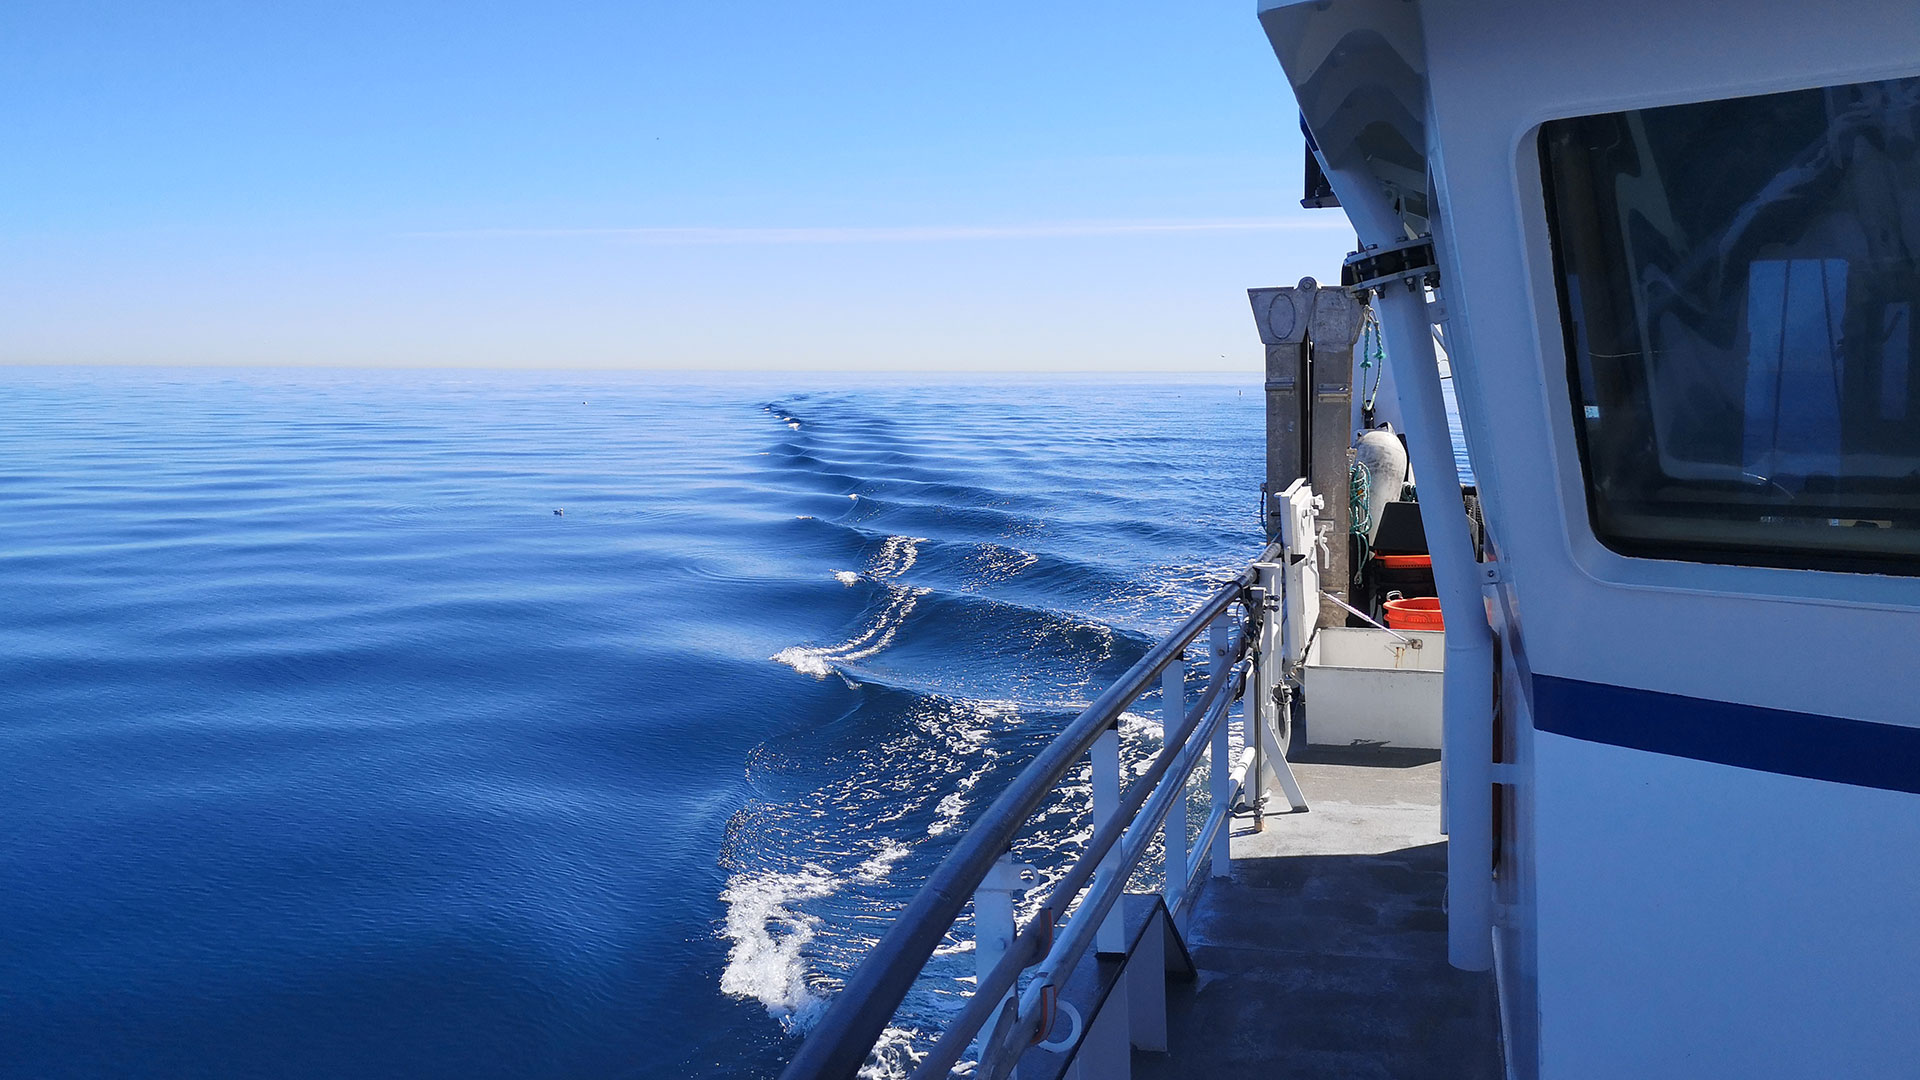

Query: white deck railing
<box><xmin>779</xmin><ymin>556</ymin><xmax>1311</xmax><ymax>1079</ymax></box>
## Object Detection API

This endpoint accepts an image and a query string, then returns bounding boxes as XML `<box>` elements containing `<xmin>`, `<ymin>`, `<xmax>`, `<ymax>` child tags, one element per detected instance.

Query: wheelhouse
<box><xmin>1261</xmin><ymin>1</ymin><xmax>1920</xmax><ymax>1075</ymax></box>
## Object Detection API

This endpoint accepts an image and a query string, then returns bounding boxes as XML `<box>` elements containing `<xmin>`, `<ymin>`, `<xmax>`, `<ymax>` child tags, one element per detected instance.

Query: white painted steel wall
<box><xmin>1262</xmin><ymin>1</ymin><xmax>1920</xmax><ymax>1077</ymax></box>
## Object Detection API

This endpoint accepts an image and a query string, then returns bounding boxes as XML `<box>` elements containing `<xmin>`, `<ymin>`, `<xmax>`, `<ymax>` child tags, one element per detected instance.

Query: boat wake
<box><xmin>721</xmin><ymin>391</ymin><xmax>1261</xmax><ymax>1076</ymax></box>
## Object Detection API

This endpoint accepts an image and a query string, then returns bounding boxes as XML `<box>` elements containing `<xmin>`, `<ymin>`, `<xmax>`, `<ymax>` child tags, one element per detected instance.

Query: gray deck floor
<box><xmin>1135</xmin><ymin>748</ymin><xmax>1502</xmax><ymax>1079</ymax></box>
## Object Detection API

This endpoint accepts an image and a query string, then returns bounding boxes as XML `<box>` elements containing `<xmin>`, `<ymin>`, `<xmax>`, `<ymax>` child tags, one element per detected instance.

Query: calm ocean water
<box><xmin>0</xmin><ymin>367</ymin><xmax>1285</xmax><ymax>1079</ymax></box>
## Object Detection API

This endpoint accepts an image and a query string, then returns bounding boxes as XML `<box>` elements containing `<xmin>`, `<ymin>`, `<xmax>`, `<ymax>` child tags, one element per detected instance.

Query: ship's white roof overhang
<box><xmin>1258</xmin><ymin>0</ymin><xmax>1432</xmax><ymax>239</ymax></box>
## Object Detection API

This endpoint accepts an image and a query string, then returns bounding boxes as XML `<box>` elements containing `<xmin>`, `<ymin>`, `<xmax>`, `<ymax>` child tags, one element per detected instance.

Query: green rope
<box><xmin>1350</xmin><ymin>458</ymin><xmax>1373</xmax><ymax>569</ymax></box>
<box><xmin>1359</xmin><ymin>306</ymin><xmax>1386</xmax><ymax>417</ymax></box>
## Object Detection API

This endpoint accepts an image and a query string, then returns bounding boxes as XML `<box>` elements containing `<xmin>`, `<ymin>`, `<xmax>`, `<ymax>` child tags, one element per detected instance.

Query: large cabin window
<box><xmin>1540</xmin><ymin>77</ymin><xmax>1920</xmax><ymax>574</ymax></box>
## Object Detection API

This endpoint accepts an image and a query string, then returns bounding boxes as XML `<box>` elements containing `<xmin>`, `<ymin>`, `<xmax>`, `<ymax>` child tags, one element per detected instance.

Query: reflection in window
<box><xmin>1542</xmin><ymin>77</ymin><xmax>1920</xmax><ymax>574</ymax></box>
<box><xmin>1882</xmin><ymin>302</ymin><xmax>1911</xmax><ymax>422</ymax></box>
<box><xmin>1742</xmin><ymin>258</ymin><xmax>1846</xmax><ymax>482</ymax></box>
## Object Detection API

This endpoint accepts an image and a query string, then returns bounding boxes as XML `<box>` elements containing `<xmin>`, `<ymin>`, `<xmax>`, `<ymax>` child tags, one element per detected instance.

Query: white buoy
<box><xmin>1354</xmin><ymin>428</ymin><xmax>1408</xmax><ymax>546</ymax></box>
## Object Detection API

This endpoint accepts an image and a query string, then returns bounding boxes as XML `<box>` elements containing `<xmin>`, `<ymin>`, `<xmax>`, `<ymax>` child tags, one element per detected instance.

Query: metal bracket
<box><xmin>1343</xmin><ymin>235</ymin><xmax>1438</xmax><ymax>295</ymax></box>
<box><xmin>979</xmin><ymin>860</ymin><xmax>1039</xmax><ymax>894</ymax></box>
<box><xmin>1479</xmin><ymin>560</ymin><xmax>1504</xmax><ymax>586</ymax></box>
<box><xmin>1256</xmin><ymin>698</ymin><xmax>1310</xmax><ymax>812</ymax></box>
<box><xmin>1313</xmin><ymin>520</ymin><xmax>1334</xmax><ymax>574</ymax></box>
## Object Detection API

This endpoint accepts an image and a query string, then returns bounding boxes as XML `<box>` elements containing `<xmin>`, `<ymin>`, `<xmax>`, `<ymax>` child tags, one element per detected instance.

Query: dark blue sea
<box><xmin>0</xmin><ymin>367</ymin><xmax>1280</xmax><ymax>1079</ymax></box>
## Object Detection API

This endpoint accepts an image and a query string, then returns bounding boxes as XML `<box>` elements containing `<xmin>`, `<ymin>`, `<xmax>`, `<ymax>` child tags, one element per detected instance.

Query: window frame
<box><xmin>1534</xmin><ymin>86</ymin><xmax>1920</xmax><ymax>579</ymax></box>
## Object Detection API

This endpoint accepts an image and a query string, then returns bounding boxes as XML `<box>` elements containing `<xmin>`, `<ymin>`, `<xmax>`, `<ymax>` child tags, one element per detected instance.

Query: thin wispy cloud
<box><xmin>409</xmin><ymin>219</ymin><xmax>1351</xmax><ymax>245</ymax></box>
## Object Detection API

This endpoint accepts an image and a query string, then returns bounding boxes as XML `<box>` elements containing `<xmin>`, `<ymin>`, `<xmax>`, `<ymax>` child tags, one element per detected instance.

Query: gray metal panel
<box><xmin>1264</xmin><ymin>340</ymin><xmax>1306</xmax><ymax>516</ymax></box>
<box><xmin>1311</xmin><ymin>343</ymin><xmax>1356</xmax><ymax>623</ymax></box>
<box><xmin>1251</xmin><ymin>281</ymin><xmax>1360</xmax><ymax>618</ymax></box>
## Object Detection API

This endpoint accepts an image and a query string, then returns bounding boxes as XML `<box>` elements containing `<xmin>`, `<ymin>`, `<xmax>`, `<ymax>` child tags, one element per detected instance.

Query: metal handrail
<box><xmin>777</xmin><ymin>572</ymin><xmax>1256</xmax><ymax>1080</ymax></box>
<box><xmin>910</xmin><ymin>648</ymin><xmax>1248</xmax><ymax>1079</ymax></box>
<box><xmin>973</xmin><ymin>660</ymin><xmax>1250</xmax><ymax>1076</ymax></box>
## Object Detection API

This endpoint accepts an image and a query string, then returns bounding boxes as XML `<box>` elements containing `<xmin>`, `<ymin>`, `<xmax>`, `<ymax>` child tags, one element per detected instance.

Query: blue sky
<box><xmin>0</xmin><ymin>2</ymin><xmax>1351</xmax><ymax>371</ymax></box>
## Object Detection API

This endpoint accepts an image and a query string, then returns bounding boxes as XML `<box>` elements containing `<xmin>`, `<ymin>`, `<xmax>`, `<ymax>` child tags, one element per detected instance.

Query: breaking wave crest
<box><xmin>773</xmin><ymin>581</ymin><xmax>928</xmax><ymax>678</ymax></box>
<box><xmin>774</xmin><ymin>529</ymin><xmax>931</xmax><ymax>678</ymax></box>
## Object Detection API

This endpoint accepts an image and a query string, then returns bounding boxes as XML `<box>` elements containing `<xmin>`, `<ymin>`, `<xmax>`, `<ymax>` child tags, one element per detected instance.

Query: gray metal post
<box><xmin>1251</xmin><ymin>285</ymin><xmax>1312</xmax><ymax>539</ymax></box>
<box><xmin>1309</xmin><ymin>287</ymin><xmax>1363</xmax><ymax>628</ymax></box>
<box><xmin>1265</xmin><ymin>337</ymin><xmax>1307</xmax><ymax>520</ymax></box>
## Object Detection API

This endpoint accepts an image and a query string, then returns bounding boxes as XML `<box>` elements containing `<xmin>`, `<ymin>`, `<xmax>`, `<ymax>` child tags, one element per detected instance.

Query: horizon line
<box><xmin>0</xmin><ymin>359</ymin><xmax>1265</xmax><ymax>378</ymax></box>
<box><xmin>408</xmin><ymin>217</ymin><xmax>1352</xmax><ymax>244</ymax></box>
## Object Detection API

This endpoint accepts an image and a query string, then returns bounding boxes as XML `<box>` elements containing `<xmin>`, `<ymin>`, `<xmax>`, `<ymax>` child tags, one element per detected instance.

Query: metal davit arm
<box><xmin>776</xmin><ymin>572</ymin><xmax>1255</xmax><ymax>1080</ymax></box>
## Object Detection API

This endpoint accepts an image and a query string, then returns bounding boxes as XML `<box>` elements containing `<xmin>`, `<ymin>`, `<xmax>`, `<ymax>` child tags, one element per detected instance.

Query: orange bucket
<box><xmin>1375</xmin><ymin>554</ymin><xmax>1432</xmax><ymax>570</ymax></box>
<box><xmin>1382</xmin><ymin>596</ymin><xmax>1444</xmax><ymax>631</ymax></box>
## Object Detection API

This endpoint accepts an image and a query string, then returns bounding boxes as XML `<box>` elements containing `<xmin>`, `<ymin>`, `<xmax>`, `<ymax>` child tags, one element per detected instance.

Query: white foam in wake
<box><xmin>718</xmin><ymin>866</ymin><xmax>841</xmax><ymax>1032</ymax></box>
<box><xmin>928</xmin><ymin>790</ymin><xmax>968</xmax><ymax>837</ymax></box>
<box><xmin>859</xmin><ymin>1024</ymin><xmax>932</xmax><ymax>1079</ymax></box>
<box><xmin>771</xmin><ymin>647</ymin><xmax>837</xmax><ymax>677</ymax></box>
<box><xmin>773</xmin><ymin>583</ymin><xmax>927</xmax><ymax>678</ymax></box>
<box><xmin>872</xmin><ymin>535</ymin><xmax>924</xmax><ymax>579</ymax></box>
<box><xmin>855</xmin><ymin>839</ymin><xmax>911</xmax><ymax>884</ymax></box>
<box><xmin>773</xmin><ymin>539</ymin><xmax>929</xmax><ymax>676</ymax></box>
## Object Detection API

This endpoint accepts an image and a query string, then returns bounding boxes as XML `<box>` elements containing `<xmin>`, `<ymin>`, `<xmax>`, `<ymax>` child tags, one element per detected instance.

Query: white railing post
<box><xmin>1092</xmin><ymin>723</ymin><xmax>1126</xmax><ymax>955</ymax></box>
<box><xmin>972</xmin><ymin>850</ymin><xmax>1023</xmax><ymax>1068</ymax></box>
<box><xmin>1208</xmin><ymin>616</ymin><xmax>1232</xmax><ymax>879</ymax></box>
<box><xmin>1160</xmin><ymin>658</ymin><xmax>1187</xmax><ymax>915</ymax></box>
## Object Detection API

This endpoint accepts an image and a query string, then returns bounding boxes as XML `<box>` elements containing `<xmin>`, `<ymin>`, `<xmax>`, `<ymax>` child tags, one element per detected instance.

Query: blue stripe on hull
<box><xmin>1532</xmin><ymin>674</ymin><xmax>1920</xmax><ymax>795</ymax></box>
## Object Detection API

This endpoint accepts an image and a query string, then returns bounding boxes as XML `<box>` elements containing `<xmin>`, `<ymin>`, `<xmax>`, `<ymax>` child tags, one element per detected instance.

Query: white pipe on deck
<box><xmin>1304</xmin><ymin>103</ymin><xmax>1495</xmax><ymax>966</ymax></box>
<box><xmin>1372</xmin><ymin>276</ymin><xmax>1495</xmax><ymax>972</ymax></box>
